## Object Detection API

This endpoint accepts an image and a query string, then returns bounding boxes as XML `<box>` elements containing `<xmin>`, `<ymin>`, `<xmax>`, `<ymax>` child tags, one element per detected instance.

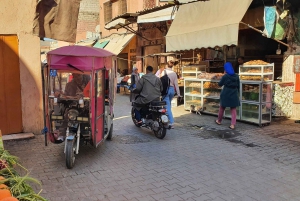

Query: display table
<box><xmin>183</xmin><ymin>78</ymin><xmax>273</xmax><ymax>126</ymax></box>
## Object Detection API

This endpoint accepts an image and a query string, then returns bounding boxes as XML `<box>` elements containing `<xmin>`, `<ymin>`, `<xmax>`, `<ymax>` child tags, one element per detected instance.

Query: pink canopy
<box><xmin>47</xmin><ymin>46</ymin><xmax>116</xmax><ymax>71</ymax></box>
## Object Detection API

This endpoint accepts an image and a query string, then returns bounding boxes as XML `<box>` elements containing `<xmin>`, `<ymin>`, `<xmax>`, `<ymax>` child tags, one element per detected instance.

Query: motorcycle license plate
<box><xmin>161</xmin><ymin>115</ymin><xmax>169</xmax><ymax>123</ymax></box>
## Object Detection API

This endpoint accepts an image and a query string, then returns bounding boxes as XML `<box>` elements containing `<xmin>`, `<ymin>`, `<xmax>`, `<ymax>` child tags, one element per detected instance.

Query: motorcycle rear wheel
<box><xmin>131</xmin><ymin>107</ymin><xmax>142</xmax><ymax>127</ymax></box>
<box><xmin>154</xmin><ymin>127</ymin><xmax>167</xmax><ymax>139</ymax></box>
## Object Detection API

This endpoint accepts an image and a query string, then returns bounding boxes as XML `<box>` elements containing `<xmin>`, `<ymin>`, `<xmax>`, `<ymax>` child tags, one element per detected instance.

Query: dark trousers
<box><xmin>134</xmin><ymin>107</ymin><xmax>149</xmax><ymax>121</ymax></box>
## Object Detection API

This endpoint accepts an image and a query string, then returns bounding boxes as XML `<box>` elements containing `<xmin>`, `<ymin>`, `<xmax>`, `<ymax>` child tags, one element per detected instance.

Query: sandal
<box><xmin>137</xmin><ymin>120</ymin><xmax>143</xmax><ymax>124</ymax></box>
<box><xmin>229</xmin><ymin>125</ymin><xmax>235</xmax><ymax>130</ymax></box>
<box><xmin>215</xmin><ymin>120</ymin><xmax>221</xmax><ymax>125</ymax></box>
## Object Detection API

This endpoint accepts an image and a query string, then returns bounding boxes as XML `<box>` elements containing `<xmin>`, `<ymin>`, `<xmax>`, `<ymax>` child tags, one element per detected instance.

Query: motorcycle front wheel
<box><xmin>66</xmin><ymin>138</ymin><xmax>76</xmax><ymax>169</ymax></box>
<box><xmin>131</xmin><ymin>107</ymin><xmax>142</xmax><ymax>127</ymax></box>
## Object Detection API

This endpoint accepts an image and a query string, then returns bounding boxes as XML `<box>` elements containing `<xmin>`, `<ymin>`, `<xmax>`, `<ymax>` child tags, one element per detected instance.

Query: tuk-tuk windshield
<box><xmin>50</xmin><ymin>71</ymin><xmax>91</xmax><ymax>98</ymax></box>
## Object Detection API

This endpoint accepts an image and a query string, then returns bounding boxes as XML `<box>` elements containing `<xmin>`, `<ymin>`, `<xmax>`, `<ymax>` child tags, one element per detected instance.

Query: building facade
<box><xmin>99</xmin><ymin>0</ymin><xmax>168</xmax><ymax>74</ymax></box>
<box><xmin>0</xmin><ymin>0</ymin><xmax>43</xmax><ymax>135</ymax></box>
<box><xmin>77</xmin><ymin>0</ymin><xmax>100</xmax><ymax>42</ymax></box>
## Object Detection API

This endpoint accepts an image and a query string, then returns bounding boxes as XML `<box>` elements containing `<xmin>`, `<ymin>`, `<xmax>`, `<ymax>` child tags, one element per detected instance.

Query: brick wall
<box><xmin>76</xmin><ymin>0</ymin><xmax>100</xmax><ymax>42</ymax></box>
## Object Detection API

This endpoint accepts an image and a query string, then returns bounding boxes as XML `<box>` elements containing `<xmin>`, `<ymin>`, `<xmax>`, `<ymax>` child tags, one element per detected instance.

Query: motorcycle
<box><xmin>131</xmin><ymin>101</ymin><xmax>169</xmax><ymax>139</ymax></box>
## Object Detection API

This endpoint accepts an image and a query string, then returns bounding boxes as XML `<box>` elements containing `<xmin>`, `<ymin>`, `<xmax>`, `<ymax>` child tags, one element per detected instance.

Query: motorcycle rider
<box><xmin>133</xmin><ymin>66</ymin><xmax>163</xmax><ymax>124</ymax></box>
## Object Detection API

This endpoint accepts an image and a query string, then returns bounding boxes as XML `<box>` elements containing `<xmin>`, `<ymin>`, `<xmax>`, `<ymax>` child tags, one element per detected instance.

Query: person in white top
<box><xmin>155</xmin><ymin>65</ymin><xmax>165</xmax><ymax>78</ymax></box>
<box><xmin>161</xmin><ymin>60</ymin><xmax>181</xmax><ymax>129</ymax></box>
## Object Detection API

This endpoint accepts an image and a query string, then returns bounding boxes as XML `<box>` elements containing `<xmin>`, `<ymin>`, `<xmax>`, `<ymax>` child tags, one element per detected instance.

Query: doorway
<box><xmin>0</xmin><ymin>35</ymin><xmax>23</xmax><ymax>135</ymax></box>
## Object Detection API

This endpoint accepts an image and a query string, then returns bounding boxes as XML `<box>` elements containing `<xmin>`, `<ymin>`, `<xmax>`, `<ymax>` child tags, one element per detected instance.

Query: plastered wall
<box><xmin>0</xmin><ymin>0</ymin><xmax>43</xmax><ymax>134</ymax></box>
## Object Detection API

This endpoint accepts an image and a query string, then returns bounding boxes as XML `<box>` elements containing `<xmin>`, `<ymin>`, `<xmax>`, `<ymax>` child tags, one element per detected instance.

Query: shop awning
<box><xmin>104</xmin><ymin>33</ymin><xmax>135</xmax><ymax>55</ymax></box>
<box><xmin>93</xmin><ymin>40</ymin><xmax>109</xmax><ymax>49</ymax></box>
<box><xmin>137</xmin><ymin>7</ymin><xmax>177</xmax><ymax>23</ymax></box>
<box><xmin>166</xmin><ymin>0</ymin><xmax>253</xmax><ymax>52</ymax></box>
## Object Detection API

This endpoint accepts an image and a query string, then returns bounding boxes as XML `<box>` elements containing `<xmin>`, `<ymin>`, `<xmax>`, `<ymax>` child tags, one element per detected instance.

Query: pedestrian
<box><xmin>130</xmin><ymin>67</ymin><xmax>140</xmax><ymax>102</ymax></box>
<box><xmin>234</xmin><ymin>56</ymin><xmax>244</xmax><ymax>73</ymax></box>
<box><xmin>215</xmin><ymin>62</ymin><xmax>240</xmax><ymax>129</ymax></box>
<box><xmin>161</xmin><ymin>60</ymin><xmax>181</xmax><ymax>129</ymax></box>
<box><xmin>155</xmin><ymin>65</ymin><xmax>165</xmax><ymax>78</ymax></box>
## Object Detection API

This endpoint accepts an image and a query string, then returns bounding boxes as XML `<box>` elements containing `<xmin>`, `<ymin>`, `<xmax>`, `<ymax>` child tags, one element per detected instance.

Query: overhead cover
<box><xmin>104</xmin><ymin>33</ymin><xmax>135</xmax><ymax>55</ymax></box>
<box><xmin>138</xmin><ymin>7</ymin><xmax>177</xmax><ymax>23</ymax></box>
<box><xmin>105</xmin><ymin>18</ymin><xmax>130</xmax><ymax>30</ymax></box>
<box><xmin>166</xmin><ymin>0</ymin><xmax>253</xmax><ymax>52</ymax></box>
<box><xmin>47</xmin><ymin>46</ymin><xmax>115</xmax><ymax>71</ymax></box>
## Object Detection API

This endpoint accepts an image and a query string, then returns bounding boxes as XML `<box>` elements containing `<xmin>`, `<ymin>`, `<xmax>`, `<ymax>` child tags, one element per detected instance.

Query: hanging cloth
<box><xmin>263</xmin><ymin>6</ymin><xmax>277</xmax><ymax>38</ymax></box>
<box><xmin>272</xmin><ymin>17</ymin><xmax>288</xmax><ymax>40</ymax></box>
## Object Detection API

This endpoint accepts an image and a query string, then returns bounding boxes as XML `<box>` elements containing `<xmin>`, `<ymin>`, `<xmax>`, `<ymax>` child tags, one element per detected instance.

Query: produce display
<box><xmin>204</xmin><ymin>92</ymin><xmax>220</xmax><ymax>97</ymax></box>
<box><xmin>203</xmin><ymin>99</ymin><xmax>220</xmax><ymax>113</ymax></box>
<box><xmin>240</xmin><ymin>67</ymin><xmax>273</xmax><ymax>73</ymax></box>
<box><xmin>243</xmin><ymin>60</ymin><xmax>269</xmax><ymax>65</ymax></box>
<box><xmin>197</xmin><ymin>73</ymin><xmax>223</xmax><ymax>80</ymax></box>
<box><xmin>186</xmin><ymin>100</ymin><xmax>201</xmax><ymax>104</ymax></box>
<box><xmin>203</xmin><ymin>82</ymin><xmax>220</xmax><ymax>89</ymax></box>
<box><xmin>188</xmin><ymin>82</ymin><xmax>201</xmax><ymax>87</ymax></box>
<box><xmin>242</xmin><ymin>84</ymin><xmax>259</xmax><ymax>101</ymax></box>
<box><xmin>240</xmin><ymin>75</ymin><xmax>270</xmax><ymax>81</ymax></box>
<box><xmin>243</xmin><ymin>84</ymin><xmax>259</xmax><ymax>93</ymax></box>
<box><xmin>190</xmin><ymin>90</ymin><xmax>201</xmax><ymax>94</ymax></box>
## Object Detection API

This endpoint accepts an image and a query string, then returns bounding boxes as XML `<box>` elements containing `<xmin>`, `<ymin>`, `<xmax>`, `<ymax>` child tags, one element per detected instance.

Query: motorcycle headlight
<box><xmin>68</xmin><ymin>109</ymin><xmax>79</xmax><ymax>121</ymax></box>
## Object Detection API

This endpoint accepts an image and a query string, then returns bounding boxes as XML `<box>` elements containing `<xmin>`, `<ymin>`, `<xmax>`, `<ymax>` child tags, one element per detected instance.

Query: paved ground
<box><xmin>4</xmin><ymin>93</ymin><xmax>300</xmax><ymax>201</ymax></box>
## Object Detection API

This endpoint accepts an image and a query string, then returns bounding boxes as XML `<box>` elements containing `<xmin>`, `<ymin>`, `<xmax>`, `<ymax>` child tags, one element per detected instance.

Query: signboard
<box><xmin>293</xmin><ymin>55</ymin><xmax>300</xmax><ymax>73</ymax></box>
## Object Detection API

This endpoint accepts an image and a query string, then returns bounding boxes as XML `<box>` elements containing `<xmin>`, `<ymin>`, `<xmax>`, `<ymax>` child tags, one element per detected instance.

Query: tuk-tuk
<box><xmin>42</xmin><ymin>46</ymin><xmax>117</xmax><ymax>169</ymax></box>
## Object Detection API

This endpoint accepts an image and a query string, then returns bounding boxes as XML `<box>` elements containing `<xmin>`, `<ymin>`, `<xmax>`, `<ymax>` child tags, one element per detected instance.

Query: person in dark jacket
<box><xmin>215</xmin><ymin>62</ymin><xmax>240</xmax><ymax>129</ymax></box>
<box><xmin>133</xmin><ymin>66</ymin><xmax>162</xmax><ymax>123</ymax></box>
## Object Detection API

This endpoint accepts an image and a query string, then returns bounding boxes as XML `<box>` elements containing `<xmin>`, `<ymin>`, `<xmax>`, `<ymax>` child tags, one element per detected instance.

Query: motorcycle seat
<box><xmin>150</xmin><ymin>101</ymin><xmax>166</xmax><ymax>107</ymax></box>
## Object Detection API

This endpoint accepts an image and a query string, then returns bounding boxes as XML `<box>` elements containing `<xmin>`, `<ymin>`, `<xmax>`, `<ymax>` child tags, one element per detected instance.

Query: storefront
<box><xmin>165</xmin><ymin>0</ymin><xmax>300</xmax><ymax>123</ymax></box>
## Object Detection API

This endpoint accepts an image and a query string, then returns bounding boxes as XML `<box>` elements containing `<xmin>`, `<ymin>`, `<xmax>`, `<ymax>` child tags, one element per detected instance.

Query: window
<box><xmin>119</xmin><ymin>0</ymin><xmax>127</xmax><ymax>15</ymax></box>
<box><xmin>143</xmin><ymin>0</ymin><xmax>156</xmax><ymax>9</ymax></box>
<box><xmin>104</xmin><ymin>1</ymin><xmax>112</xmax><ymax>24</ymax></box>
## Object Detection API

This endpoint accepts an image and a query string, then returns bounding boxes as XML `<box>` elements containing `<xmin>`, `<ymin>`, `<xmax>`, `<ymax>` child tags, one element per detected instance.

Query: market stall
<box><xmin>183</xmin><ymin>60</ymin><xmax>274</xmax><ymax>126</ymax></box>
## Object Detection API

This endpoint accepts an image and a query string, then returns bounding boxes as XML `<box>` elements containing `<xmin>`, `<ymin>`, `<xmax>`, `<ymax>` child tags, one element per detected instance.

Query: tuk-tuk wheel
<box><xmin>107</xmin><ymin>123</ymin><xmax>113</xmax><ymax>140</ymax></box>
<box><xmin>66</xmin><ymin>138</ymin><xmax>76</xmax><ymax>169</ymax></box>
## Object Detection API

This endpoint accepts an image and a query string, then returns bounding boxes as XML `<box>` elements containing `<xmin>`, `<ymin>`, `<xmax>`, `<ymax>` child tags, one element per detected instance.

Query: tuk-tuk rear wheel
<box><xmin>66</xmin><ymin>138</ymin><xmax>76</xmax><ymax>169</ymax></box>
<box><xmin>107</xmin><ymin>123</ymin><xmax>113</xmax><ymax>140</ymax></box>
